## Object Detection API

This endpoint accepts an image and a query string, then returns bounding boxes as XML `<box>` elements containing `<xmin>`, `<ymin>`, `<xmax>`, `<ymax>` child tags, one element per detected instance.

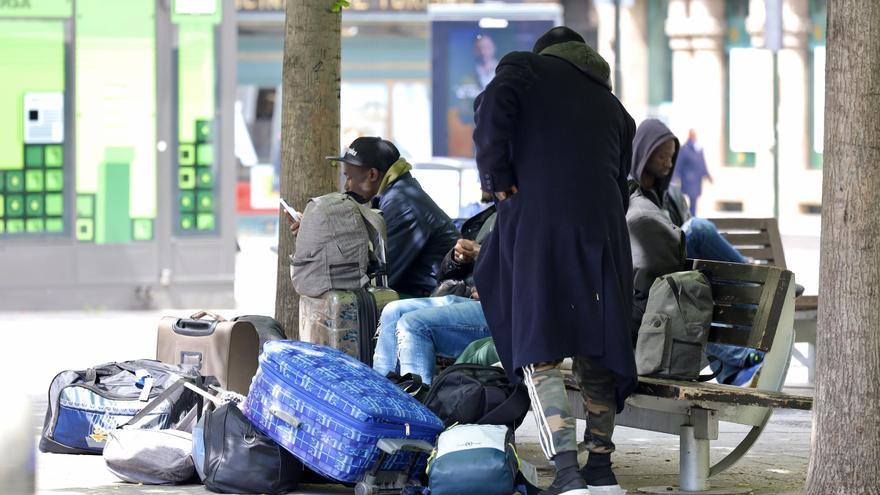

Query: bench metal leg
<box><xmin>680</xmin><ymin>425</ymin><xmax>710</xmax><ymax>491</ymax></box>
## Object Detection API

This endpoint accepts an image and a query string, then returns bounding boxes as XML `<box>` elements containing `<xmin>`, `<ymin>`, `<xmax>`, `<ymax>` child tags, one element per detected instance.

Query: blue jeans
<box><xmin>372</xmin><ymin>295</ymin><xmax>490</xmax><ymax>384</ymax></box>
<box><xmin>682</xmin><ymin>218</ymin><xmax>748</xmax><ymax>263</ymax></box>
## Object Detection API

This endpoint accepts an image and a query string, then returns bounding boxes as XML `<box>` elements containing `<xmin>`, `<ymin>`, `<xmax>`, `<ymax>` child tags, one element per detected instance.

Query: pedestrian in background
<box><xmin>674</xmin><ymin>129</ymin><xmax>712</xmax><ymax>216</ymax></box>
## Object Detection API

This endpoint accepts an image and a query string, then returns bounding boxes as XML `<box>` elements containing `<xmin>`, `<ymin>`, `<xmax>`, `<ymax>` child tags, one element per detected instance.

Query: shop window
<box><xmin>0</xmin><ymin>20</ymin><xmax>68</xmax><ymax>238</ymax></box>
<box><xmin>725</xmin><ymin>0</ymin><xmax>757</xmax><ymax>168</ymax></box>
<box><xmin>647</xmin><ymin>0</ymin><xmax>672</xmax><ymax>107</ymax></box>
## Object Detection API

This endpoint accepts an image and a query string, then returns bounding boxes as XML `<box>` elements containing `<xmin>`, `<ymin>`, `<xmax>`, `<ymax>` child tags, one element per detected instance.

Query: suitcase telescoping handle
<box><xmin>172</xmin><ymin>310</ymin><xmax>225</xmax><ymax>336</ymax></box>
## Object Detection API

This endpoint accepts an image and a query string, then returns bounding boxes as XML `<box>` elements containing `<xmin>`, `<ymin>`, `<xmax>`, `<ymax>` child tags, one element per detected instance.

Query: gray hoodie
<box><xmin>626</xmin><ymin>119</ymin><xmax>687</xmax><ymax>340</ymax></box>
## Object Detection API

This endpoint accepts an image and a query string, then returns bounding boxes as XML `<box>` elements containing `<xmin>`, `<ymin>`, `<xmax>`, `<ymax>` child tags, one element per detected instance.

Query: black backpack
<box><xmin>423</xmin><ymin>364</ymin><xmax>530</xmax><ymax>429</ymax></box>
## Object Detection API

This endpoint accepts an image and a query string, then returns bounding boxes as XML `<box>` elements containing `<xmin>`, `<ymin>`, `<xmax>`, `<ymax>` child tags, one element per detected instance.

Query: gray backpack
<box><xmin>290</xmin><ymin>192</ymin><xmax>387</xmax><ymax>298</ymax></box>
<box><xmin>635</xmin><ymin>270</ymin><xmax>714</xmax><ymax>380</ymax></box>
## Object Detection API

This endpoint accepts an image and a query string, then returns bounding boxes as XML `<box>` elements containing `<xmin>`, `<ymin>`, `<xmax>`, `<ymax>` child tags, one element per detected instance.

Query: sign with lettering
<box><xmin>236</xmin><ymin>0</ymin><xmax>476</xmax><ymax>13</ymax></box>
<box><xmin>0</xmin><ymin>0</ymin><xmax>72</xmax><ymax>18</ymax></box>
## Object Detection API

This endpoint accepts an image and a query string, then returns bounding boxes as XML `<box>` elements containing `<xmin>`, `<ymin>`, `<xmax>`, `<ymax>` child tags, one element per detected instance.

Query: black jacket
<box><xmin>373</xmin><ymin>172</ymin><xmax>460</xmax><ymax>297</ymax></box>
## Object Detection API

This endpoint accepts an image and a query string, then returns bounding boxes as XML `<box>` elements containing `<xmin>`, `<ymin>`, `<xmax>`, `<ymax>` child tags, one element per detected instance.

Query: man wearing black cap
<box><xmin>472</xmin><ymin>26</ymin><xmax>634</xmax><ymax>495</ymax></box>
<box><xmin>325</xmin><ymin>137</ymin><xmax>459</xmax><ymax>298</ymax></box>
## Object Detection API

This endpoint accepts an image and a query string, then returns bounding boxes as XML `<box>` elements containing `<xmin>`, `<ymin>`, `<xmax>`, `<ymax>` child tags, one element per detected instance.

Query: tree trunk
<box><xmin>805</xmin><ymin>0</ymin><xmax>880</xmax><ymax>492</ymax></box>
<box><xmin>274</xmin><ymin>0</ymin><xmax>340</xmax><ymax>338</ymax></box>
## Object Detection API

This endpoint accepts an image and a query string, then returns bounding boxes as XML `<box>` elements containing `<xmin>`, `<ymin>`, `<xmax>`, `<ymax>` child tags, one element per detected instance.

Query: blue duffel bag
<box><xmin>39</xmin><ymin>360</ymin><xmax>203</xmax><ymax>454</ymax></box>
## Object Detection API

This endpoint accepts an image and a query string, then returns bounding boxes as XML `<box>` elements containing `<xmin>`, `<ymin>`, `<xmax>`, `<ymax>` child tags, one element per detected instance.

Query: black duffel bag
<box><xmin>423</xmin><ymin>364</ymin><xmax>530</xmax><ymax>429</ymax></box>
<box><xmin>192</xmin><ymin>402</ymin><xmax>302</xmax><ymax>494</ymax></box>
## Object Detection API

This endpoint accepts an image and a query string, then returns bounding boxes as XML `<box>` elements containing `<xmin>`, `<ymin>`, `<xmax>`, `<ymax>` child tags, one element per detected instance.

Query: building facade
<box><xmin>594</xmin><ymin>0</ymin><xmax>825</xmax><ymax>236</ymax></box>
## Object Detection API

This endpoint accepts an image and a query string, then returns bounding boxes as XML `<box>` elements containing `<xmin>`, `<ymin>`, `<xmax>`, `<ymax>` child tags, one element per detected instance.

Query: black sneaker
<box><xmin>579</xmin><ymin>453</ymin><xmax>618</xmax><ymax>486</ymax></box>
<box><xmin>538</xmin><ymin>476</ymin><xmax>589</xmax><ymax>495</ymax></box>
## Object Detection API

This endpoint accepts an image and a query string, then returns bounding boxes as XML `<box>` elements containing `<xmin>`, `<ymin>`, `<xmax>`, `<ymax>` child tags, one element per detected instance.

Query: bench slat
<box><xmin>713</xmin><ymin>305</ymin><xmax>758</xmax><ymax>326</ymax></box>
<box><xmin>737</xmin><ymin>248</ymin><xmax>776</xmax><ymax>261</ymax></box>
<box><xmin>633</xmin><ymin>377</ymin><xmax>813</xmax><ymax>410</ymax></box>
<box><xmin>711</xmin><ymin>284</ymin><xmax>763</xmax><ymax>305</ymax></box>
<box><xmin>694</xmin><ymin>259</ymin><xmax>769</xmax><ymax>283</ymax></box>
<box><xmin>708</xmin><ymin>326</ymin><xmax>753</xmax><ymax>347</ymax></box>
<box><xmin>710</xmin><ymin>218</ymin><xmax>773</xmax><ymax>231</ymax></box>
<box><xmin>721</xmin><ymin>233</ymin><xmax>772</xmax><ymax>246</ymax></box>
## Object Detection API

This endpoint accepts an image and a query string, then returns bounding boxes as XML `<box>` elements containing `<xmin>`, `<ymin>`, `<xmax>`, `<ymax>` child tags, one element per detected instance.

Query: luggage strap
<box><xmin>120</xmin><ymin>375</ymin><xmax>201</xmax><ymax>429</ymax></box>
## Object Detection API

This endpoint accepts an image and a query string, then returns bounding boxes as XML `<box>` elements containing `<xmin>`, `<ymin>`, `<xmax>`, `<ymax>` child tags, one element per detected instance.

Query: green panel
<box><xmin>45</xmin><ymin>169</ymin><xmax>63</xmax><ymax>191</ymax></box>
<box><xmin>179</xmin><ymin>167</ymin><xmax>196</xmax><ymax>189</ymax></box>
<box><xmin>0</xmin><ymin>172</ymin><xmax>4</xmax><ymax>192</ymax></box>
<box><xmin>0</xmin><ymin>0</ymin><xmax>73</xmax><ymax>18</ymax></box>
<box><xmin>0</xmin><ymin>21</ymin><xmax>65</xmax><ymax>170</ymax></box>
<box><xmin>197</xmin><ymin>191</ymin><xmax>213</xmax><ymax>212</ymax></box>
<box><xmin>76</xmin><ymin>0</ymin><xmax>157</xmax><ymax>231</ymax></box>
<box><xmin>180</xmin><ymin>214</ymin><xmax>195</xmax><ymax>230</ymax></box>
<box><xmin>178</xmin><ymin>25</ymin><xmax>214</xmax><ymax>143</ymax></box>
<box><xmin>26</xmin><ymin>194</ymin><xmax>43</xmax><ymax>216</ymax></box>
<box><xmin>180</xmin><ymin>191</ymin><xmax>195</xmax><ymax>212</ymax></box>
<box><xmin>197</xmin><ymin>168</ymin><xmax>213</xmax><ymax>188</ymax></box>
<box><xmin>7</xmin><ymin>219</ymin><xmax>25</xmax><ymax>233</ymax></box>
<box><xmin>97</xmin><ymin>161</ymin><xmax>131</xmax><ymax>244</ymax></box>
<box><xmin>25</xmin><ymin>145</ymin><xmax>44</xmax><ymax>168</ymax></box>
<box><xmin>75</xmin><ymin>218</ymin><xmax>93</xmax><ymax>241</ymax></box>
<box><xmin>76</xmin><ymin>194</ymin><xmax>95</xmax><ymax>217</ymax></box>
<box><xmin>25</xmin><ymin>170</ymin><xmax>43</xmax><ymax>192</ymax></box>
<box><xmin>132</xmin><ymin>218</ymin><xmax>153</xmax><ymax>241</ymax></box>
<box><xmin>0</xmin><ymin>221</ymin><xmax>4</xmax><ymax>233</ymax></box>
<box><xmin>0</xmin><ymin>193</ymin><xmax>3</xmax><ymax>216</ymax></box>
<box><xmin>46</xmin><ymin>217</ymin><xmax>63</xmax><ymax>232</ymax></box>
<box><xmin>6</xmin><ymin>195</ymin><xmax>24</xmax><ymax>217</ymax></box>
<box><xmin>179</xmin><ymin>144</ymin><xmax>196</xmax><ymax>165</ymax></box>
<box><xmin>7</xmin><ymin>171</ymin><xmax>24</xmax><ymax>192</ymax></box>
<box><xmin>26</xmin><ymin>218</ymin><xmax>44</xmax><ymax>232</ymax></box>
<box><xmin>196</xmin><ymin>213</ymin><xmax>215</xmax><ymax>231</ymax></box>
<box><xmin>196</xmin><ymin>143</ymin><xmax>213</xmax><ymax>166</ymax></box>
<box><xmin>44</xmin><ymin>144</ymin><xmax>63</xmax><ymax>167</ymax></box>
<box><xmin>45</xmin><ymin>193</ymin><xmax>62</xmax><ymax>215</ymax></box>
<box><xmin>195</xmin><ymin>119</ymin><xmax>213</xmax><ymax>143</ymax></box>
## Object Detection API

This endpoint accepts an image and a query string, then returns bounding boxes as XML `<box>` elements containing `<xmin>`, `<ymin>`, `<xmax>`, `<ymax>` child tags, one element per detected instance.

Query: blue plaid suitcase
<box><xmin>243</xmin><ymin>340</ymin><xmax>444</xmax><ymax>484</ymax></box>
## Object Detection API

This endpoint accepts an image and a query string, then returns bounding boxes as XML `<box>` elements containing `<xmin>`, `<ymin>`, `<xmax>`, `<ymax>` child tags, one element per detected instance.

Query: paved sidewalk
<box><xmin>1</xmin><ymin>234</ymin><xmax>813</xmax><ymax>494</ymax></box>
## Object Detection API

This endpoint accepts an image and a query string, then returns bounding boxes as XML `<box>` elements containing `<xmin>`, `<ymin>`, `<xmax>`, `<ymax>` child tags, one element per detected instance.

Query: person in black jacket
<box><xmin>372</xmin><ymin>203</ymin><xmax>496</xmax><ymax>384</ymax></box>
<box><xmin>286</xmin><ymin>137</ymin><xmax>460</xmax><ymax>298</ymax></box>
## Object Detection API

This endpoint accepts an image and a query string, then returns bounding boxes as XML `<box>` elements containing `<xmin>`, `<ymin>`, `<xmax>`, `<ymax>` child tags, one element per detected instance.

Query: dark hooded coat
<box><xmin>627</xmin><ymin>119</ymin><xmax>687</xmax><ymax>339</ymax></box>
<box><xmin>472</xmin><ymin>43</ymin><xmax>636</xmax><ymax>411</ymax></box>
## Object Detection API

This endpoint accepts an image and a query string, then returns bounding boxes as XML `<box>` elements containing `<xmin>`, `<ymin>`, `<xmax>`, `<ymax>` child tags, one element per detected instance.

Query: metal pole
<box><xmin>680</xmin><ymin>425</ymin><xmax>710</xmax><ymax>491</ymax></box>
<box><xmin>772</xmin><ymin>51</ymin><xmax>780</xmax><ymax>218</ymax></box>
<box><xmin>613</xmin><ymin>0</ymin><xmax>622</xmax><ymax>98</ymax></box>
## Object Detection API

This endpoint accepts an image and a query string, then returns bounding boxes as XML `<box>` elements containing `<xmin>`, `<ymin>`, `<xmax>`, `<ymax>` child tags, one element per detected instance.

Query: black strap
<box><xmin>697</xmin><ymin>356</ymin><xmax>723</xmax><ymax>382</ymax></box>
<box><xmin>477</xmin><ymin>384</ymin><xmax>530</xmax><ymax>427</ymax></box>
<box><xmin>120</xmin><ymin>376</ymin><xmax>197</xmax><ymax>428</ymax></box>
<box><xmin>354</xmin><ymin>288</ymin><xmax>377</xmax><ymax>366</ymax></box>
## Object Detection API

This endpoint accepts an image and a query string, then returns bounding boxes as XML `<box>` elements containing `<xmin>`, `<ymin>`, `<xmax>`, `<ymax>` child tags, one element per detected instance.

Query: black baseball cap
<box><xmin>326</xmin><ymin>136</ymin><xmax>400</xmax><ymax>173</ymax></box>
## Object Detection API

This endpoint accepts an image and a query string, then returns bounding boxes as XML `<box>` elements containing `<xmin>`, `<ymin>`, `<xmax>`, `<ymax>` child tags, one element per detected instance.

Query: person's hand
<box><xmin>494</xmin><ymin>185</ymin><xmax>518</xmax><ymax>202</ymax></box>
<box><xmin>470</xmin><ymin>287</ymin><xmax>480</xmax><ymax>300</ymax></box>
<box><xmin>454</xmin><ymin>239</ymin><xmax>480</xmax><ymax>264</ymax></box>
<box><xmin>283</xmin><ymin>209</ymin><xmax>301</xmax><ymax>235</ymax></box>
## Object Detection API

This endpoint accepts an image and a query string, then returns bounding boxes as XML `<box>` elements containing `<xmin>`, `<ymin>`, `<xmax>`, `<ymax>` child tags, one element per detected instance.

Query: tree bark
<box><xmin>274</xmin><ymin>0</ymin><xmax>340</xmax><ymax>338</ymax></box>
<box><xmin>805</xmin><ymin>0</ymin><xmax>880</xmax><ymax>492</ymax></box>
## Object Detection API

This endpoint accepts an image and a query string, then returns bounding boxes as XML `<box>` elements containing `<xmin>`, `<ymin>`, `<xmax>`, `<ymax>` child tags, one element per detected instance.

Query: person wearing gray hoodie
<box><xmin>628</xmin><ymin>119</ymin><xmax>768</xmax><ymax>385</ymax></box>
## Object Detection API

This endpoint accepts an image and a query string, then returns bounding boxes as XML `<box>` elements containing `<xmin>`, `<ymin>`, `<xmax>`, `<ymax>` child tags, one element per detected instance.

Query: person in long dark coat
<box><xmin>472</xmin><ymin>27</ymin><xmax>635</xmax><ymax>495</ymax></box>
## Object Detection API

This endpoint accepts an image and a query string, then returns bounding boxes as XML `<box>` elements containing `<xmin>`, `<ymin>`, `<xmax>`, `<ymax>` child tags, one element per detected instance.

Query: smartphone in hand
<box><xmin>279</xmin><ymin>198</ymin><xmax>302</xmax><ymax>222</ymax></box>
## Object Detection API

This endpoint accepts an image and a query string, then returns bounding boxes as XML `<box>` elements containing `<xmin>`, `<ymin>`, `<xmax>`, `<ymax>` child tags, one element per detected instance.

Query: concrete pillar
<box><xmin>666</xmin><ymin>0</ymin><xmax>726</xmax><ymax>215</ymax></box>
<box><xmin>595</xmin><ymin>0</ymin><xmax>650</xmax><ymax>122</ymax></box>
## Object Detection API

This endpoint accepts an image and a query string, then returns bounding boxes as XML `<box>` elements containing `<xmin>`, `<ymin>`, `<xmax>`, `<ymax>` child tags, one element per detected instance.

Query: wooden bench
<box><xmin>709</xmin><ymin>217</ymin><xmax>819</xmax><ymax>384</ymax></box>
<box><xmin>566</xmin><ymin>259</ymin><xmax>813</xmax><ymax>493</ymax></box>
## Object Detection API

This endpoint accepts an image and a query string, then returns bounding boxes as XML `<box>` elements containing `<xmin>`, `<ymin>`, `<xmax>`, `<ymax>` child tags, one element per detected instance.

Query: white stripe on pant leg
<box><xmin>523</xmin><ymin>364</ymin><xmax>558</xmax><ymax>458</ymax></box>
<box><xmin>522</xmin><ymin>365</ymin><xmax>552</xmax><ymax>459</ymax></box>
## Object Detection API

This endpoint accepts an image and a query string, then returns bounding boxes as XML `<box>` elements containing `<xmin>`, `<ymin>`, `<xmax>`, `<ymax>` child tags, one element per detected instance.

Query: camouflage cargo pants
<box><xmin>522</xmin><ymin>357</ymin><xmax>617</xmax><ymax>460</ymax></box>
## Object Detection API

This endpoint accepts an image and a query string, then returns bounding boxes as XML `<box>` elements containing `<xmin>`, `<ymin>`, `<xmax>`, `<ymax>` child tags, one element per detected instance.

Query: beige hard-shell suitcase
<box><xmin>157</xmin><ymin>311</ymin><xmax>259</xmax><ymax>394</ymax></box>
